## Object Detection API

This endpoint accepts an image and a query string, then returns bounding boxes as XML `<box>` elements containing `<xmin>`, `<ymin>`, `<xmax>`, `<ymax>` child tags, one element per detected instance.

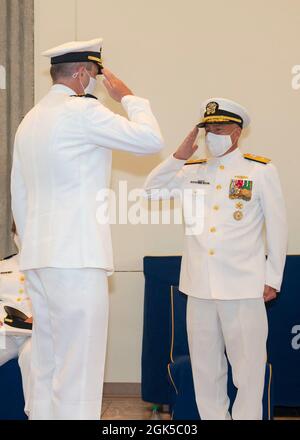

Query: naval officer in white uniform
<box><xmin>144</xmin><ymin>98</ymin><xmax>288</xmax><ymax>419</ymax></box>
<box><xmin>11</xmin><ymin>38</ymin><xmax>164</xmax><ymax>420</ymax></box>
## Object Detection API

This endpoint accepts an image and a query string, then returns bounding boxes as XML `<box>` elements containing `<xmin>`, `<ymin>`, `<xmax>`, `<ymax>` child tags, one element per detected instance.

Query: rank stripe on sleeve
<box><xmin>184</xmin><ymin>159</ymin><xmax>207</xmax><ymax>166</ymax></box>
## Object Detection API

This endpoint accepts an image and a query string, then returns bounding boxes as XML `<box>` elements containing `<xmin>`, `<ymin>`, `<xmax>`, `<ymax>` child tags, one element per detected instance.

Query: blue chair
<box><xmin>167</xmin><ymin>286</ymin><xmax>274</xmax><ymax>420</ymax></box>
<box><xmin>266</xmin><ymin>256</ymin><xmax>300</xmax><ymax>406</ymax></box>
<box><xmin>0</xmin><ymin>358</ymin><xmax>27</xmax><ymax>420</ymax></box>
<box><xmin>142</xmin><ymin>256</ymin><xmax>181</xmax><ymax>404</ymax></box>
<box><xmin>142</xmin><ymin>256</ymin><xmax>300</xmax><ymax>410</ymax></box>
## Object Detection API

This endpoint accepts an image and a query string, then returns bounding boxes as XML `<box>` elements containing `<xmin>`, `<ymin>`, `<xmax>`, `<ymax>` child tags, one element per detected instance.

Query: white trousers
<box><xmin>186</xmin><ymin>297</ymin><xmax>268</xmax><ymax>420</ymax></box>
<box><xmin>24</xmin><ymin>268</ymin><xmax>109</xmax><ymax>420</ymax></box>
<box><xmin>0</xmin><ymin>335</ymin><xmax>31</xmax><ymax>415</ymax></box>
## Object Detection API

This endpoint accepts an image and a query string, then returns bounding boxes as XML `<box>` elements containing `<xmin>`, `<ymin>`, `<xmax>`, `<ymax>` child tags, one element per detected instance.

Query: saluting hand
<box><xmin>102</xmin><ymin>68</ymin><xmax>134</xmax><ymax>102</ymax></box>
<box><xmin>174</xmin><ymin>127</ymin><xmax>199</xmax><ymax>160</ymax></box>
<box><xmin>263</xmin><ymin>285</ymin><xmax>277</xmax><ymax>302</ymax></box>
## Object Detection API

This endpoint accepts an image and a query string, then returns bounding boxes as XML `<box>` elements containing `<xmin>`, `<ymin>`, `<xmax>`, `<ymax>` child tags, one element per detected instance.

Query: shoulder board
<box><xmin>243</xmin><ymin>153</ymin><xmax>271</xmax><ymax>165</ymax></box>
<box><xmin>184</xmin><ymin>158</ymin><xmax>207</xmax><ymax>166</ymax></box>
<box><xmin>70</xmin><ymin>94</ymin><xmax>98</xmax><ymax>100</ymax></box>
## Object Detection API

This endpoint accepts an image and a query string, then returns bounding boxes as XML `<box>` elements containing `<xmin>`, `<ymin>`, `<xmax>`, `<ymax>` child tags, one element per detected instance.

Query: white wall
<box><xmin>35</xmin><ymin>0</ymin><xmax>300</xmax><ymax>382</ymax></box>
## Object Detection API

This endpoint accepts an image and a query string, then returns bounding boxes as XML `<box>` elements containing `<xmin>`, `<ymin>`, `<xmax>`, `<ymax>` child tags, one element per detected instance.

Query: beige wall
<box><xmin>35</xmin><ymin>0</ymin><xmax>300</xmax><ymax>382</ymax></box>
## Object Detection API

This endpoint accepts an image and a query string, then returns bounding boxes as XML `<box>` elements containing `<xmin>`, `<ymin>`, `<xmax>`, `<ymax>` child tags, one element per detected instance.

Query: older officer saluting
<box><xmin>144</xmin><ymin>98</ymin><xmax>287</xmax><ymax>420</ymax></box>
<box><xmin>11</xmin><ymin>38</ymin><xmax>164</xmax><ymax>420</ymax></box>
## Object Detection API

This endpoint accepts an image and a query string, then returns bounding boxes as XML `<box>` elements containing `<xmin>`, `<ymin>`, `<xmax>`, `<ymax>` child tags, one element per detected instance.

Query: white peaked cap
<box><xmin>198</xmin><ymin>97</ymin><xmax>251</xmax><ymax>128</ymax></box>
<box><xmin>42</xmin><ymin>38</ymin><xmax>104</xmax><ymax>73</ymax></box>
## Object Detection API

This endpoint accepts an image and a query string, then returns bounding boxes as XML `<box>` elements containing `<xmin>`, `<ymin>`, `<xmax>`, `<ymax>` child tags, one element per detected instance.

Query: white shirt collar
<box><xmin>50</xmin><ymin>84</ymin><xmax>76</xmax><ymax>95</ymax></box>
<box><xmin>209</xmin><ymin>147</ymin><xmax>243</xmax><ymax>166</ymax></box>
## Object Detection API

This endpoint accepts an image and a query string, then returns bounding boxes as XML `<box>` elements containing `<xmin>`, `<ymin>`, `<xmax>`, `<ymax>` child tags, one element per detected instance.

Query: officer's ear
<box><xmin>74</xmin><ymin>65</ymin><xmax>85</xmax><ymax>79</ymax></box>
<box><xmin>80</xmin><ymin>66</ymin><xmax>86</xmax><ymax>78</ymax></box>
<box><xmin>11</xmin><ymin>221</ymin><xmax>16</xmax><ymax>235</ymax></box>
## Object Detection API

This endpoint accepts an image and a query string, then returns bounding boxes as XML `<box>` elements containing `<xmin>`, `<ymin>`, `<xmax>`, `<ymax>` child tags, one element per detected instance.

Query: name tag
<box><xmin>190</xmin><ymin>180</ymin><xmax>210</xmax><ymax>185</ymax></box>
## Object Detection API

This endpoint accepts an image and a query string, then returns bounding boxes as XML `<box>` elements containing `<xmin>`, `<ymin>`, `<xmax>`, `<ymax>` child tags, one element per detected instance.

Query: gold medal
<box><xmin>233</xmin><ymin>210</ymin><xmax>243</xmax><ymax>221</ymax></box>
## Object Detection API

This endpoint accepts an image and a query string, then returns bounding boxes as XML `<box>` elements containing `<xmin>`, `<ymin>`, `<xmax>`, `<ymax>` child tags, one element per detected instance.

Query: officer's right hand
<box><xmin>173</xmin><ymin>127</ymin><xmax>199</xmax><ymax>160</ymax></box>
<box><xmin>102</xmin><ymin>68</ymin><xmax>134</xmax><ymax>102</ymax></box>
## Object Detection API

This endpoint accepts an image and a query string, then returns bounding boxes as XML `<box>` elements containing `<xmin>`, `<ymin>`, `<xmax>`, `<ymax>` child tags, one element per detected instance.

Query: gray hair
<box><xmin>50</xmin><ymin>61</ymin><xmax>94</xmax><ymax>82</ymax></box>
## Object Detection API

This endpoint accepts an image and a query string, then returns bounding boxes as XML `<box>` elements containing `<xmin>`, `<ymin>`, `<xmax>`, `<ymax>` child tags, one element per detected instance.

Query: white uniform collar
<box><xmin>50</xmin><ymin>84</ymin><xmax>76</xmax><ymax>95</ymax></box>
<box><xmin>209</xmin><ymin>147</ymin><xmax>243</xmax><ymax>166</ymax></box>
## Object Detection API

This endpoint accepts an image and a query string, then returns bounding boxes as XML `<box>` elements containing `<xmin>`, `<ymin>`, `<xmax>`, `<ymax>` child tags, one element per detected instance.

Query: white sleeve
<box><xmin>84</xmin><ymin>95</ymin><xmax>164</xmax><ymax>155</ymax></box>
<box><xmin>10</xmin><ymin>137</ymin><xmax>27</xmax><ymax>241</ymax></box>
<box><xmin>259</xmin><ymin>163</ymin><xmax>288</xmax><ymax>291</ymax></box>
<box><xmin>143</xmin><ymin>154</ymin><xmax>187</xmax><ymax>200</ymax></box>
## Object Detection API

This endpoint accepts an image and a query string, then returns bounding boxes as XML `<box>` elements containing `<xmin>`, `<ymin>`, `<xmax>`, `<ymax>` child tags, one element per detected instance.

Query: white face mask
<box><xmin>84</xmin><ymin>72</ymin><xmax>97</xmax><ymax>95</ymax></box>
<box><xmin>73</xmin><ymin>69</ymin><xmax>97</xmax><ymax>95</ymax></box>
<box><xmin>205</xmin><ymin>131</ymin><xmax>235</xmax><ymax>157</ymax></box>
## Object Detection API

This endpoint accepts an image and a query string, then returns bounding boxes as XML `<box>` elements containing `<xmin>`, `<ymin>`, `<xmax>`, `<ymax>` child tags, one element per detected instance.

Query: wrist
<box><xmin>121</xmin><ymin>92</ymin><xmax>134</xmax><ymax>99</ymax></box>
<box><xmin>120</xmin><ymin>93</ymin><xmax>135</xmax><ymax>104</ymax></box>
<box><xmin>173</xmin><ymin>151</ymin><xmax>189</xmax><ymax>161</ymax></box>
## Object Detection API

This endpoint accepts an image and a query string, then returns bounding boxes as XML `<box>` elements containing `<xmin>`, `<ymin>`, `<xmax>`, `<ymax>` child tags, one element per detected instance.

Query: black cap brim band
<box><xmin>200</xmin><ymin>108</ymin><xmax>244</xmax><ymax>128</ymax></box>
<box><xmin>197</xmin><ymin>119</ymin><xmax>243</xmax><ymax>128</ymax></box>
<box><xmin>51</xmin><ymin>51</ymin><xmax>103</xmax><ymax>74</ymax></box>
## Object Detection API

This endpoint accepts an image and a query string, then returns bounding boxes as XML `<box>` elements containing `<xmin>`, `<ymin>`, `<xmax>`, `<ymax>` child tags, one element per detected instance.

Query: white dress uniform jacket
<box><xmin>144</xmin><ymin>148</ymin><xmax>288</xmax><ymax>300</ymax></box>
<box><xmin>11</xmin><ymin>85</ymin><xmax>164</xmax><ymax>272</ymax></box>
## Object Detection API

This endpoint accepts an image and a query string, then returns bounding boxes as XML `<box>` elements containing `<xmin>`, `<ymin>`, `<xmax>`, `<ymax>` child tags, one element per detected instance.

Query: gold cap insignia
<box><xmin>206</xmin><ymin>102</ymin><xmax>219</xmax><ymax>115</ymax></box>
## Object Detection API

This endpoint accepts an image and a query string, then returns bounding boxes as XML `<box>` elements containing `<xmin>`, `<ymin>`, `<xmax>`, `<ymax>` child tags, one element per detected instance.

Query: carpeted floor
<box><xmin>101</xmin><ymin>397</ymin><xmax>300</xmax><ymax>420</ymax></box>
